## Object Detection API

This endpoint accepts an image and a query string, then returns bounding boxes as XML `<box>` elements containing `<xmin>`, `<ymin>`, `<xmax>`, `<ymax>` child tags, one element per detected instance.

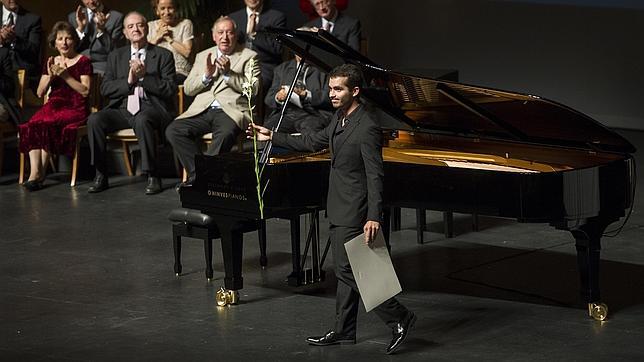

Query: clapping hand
<box><xmin>275</xmin><ymin>86</ymin><xmax>288</xmax><ymax>102</ymax></box>
<box><xmin>0</xmin><ymin>25</ymin><xmax>15</xmax><ymax>44</ymax></box>
<box><xmin>47</xmin><ymin>57</ymin><xmax>67</xmax><ymax>77</ymax></box>
<box><xmin>75</xmin><ymin>5</ymin><xmax>88</xmax><ymax>32</ymax></box>
<box><xmin>205</xmin><ymin>53</ymin><xmax>218</xmax><ymax>79</ymax></box>
<box><xmin>94</xmin><ymin>11</ymin><xmax>110</xmax><ymax>33</ymax></box>
<box><xmin>215</xmin><ymin>55</ymin><xmax>230</xmax><ymax>75</ymax></box>
<box><xmin>128</xmin><ymin>58</ymin><xmax>146</xmax><ymax>84</ymax></box>
<box><xmin>155</xmin><ymin>22</ymin><xmax>172</xmax><ymax>44</ymax></box>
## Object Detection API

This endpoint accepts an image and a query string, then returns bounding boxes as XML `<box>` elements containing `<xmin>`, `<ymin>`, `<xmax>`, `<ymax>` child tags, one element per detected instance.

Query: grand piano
<box><xmin>179</xmin><ymin>28</ymin><xmax>636</xmax><ymax>320</ymax></box>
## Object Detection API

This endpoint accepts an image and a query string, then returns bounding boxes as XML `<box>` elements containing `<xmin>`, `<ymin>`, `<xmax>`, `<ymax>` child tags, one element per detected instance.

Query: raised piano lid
<box><xmin>263</xmin><ymin>27</ymin><xmax>636</xmax><ymax>154</ymax></box>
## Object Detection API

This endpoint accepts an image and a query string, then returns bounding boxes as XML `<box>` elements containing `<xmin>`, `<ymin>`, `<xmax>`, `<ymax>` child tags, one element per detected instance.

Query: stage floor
<box><xmin>2</xmin><ymin>130</ymin><xmax>644</xmax><ymax>360</ymax></box>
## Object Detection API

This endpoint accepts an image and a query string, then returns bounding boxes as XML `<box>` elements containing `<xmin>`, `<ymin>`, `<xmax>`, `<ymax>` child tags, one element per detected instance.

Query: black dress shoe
<box><xmin>306</xmin><ymin>330</ymin><xmax>356</xmax><ymax>346</ymax></box>
<box><xmin>87</xmin><ymin>173</ymin><xmax>109</xmax><ymax>193</ymax></box>
<box><xmin>145</xmin><ymin>176</ymin><xmax>162</xmax><ymax>195</ymax></box>
<box><xmin>22</xmin><ymin>180</ymin><xmax>43</xmax><ymax>192</ymax></box>
<box><xmin>386</xmin><ymin>312</ymin><xmax>417</xmax><ymax>355</ymax></box>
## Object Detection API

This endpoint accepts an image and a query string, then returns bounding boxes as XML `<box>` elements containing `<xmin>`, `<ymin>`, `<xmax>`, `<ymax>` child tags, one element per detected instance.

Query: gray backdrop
<box><xmin>337</xmin><ymin>0</ymin><xmax>643</xmax><ymax>130</ymax></box>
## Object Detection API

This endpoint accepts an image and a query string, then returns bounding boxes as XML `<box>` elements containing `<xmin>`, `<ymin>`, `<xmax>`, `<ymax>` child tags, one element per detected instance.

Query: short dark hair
<box><xmin>329</xmin><ymin>64</ymin><xmax>363</xmax><ymax>90</ymax></box>
<box><xmin>150</xmin><ymin>0</ymin><xmax>179</xmax><ymax>11</ymax></box>
<box><xmin>47</xmin><ymin>21</ymin><xmax>80</xmax><ymax>49</ymax></box>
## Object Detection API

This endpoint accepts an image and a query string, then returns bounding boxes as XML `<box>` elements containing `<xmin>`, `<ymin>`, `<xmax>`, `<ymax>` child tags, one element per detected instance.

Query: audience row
<box><xmin>0</xmin><ymin>0</ymin><xmax>362</xmax><ymax>194</ymax></box>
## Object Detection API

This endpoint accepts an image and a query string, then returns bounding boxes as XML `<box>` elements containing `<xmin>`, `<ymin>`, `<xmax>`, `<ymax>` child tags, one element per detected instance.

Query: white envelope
<box><xmin>344</xmin><ymin>231</ymin><xmax>402</xmax><ymax>312</ymax></box>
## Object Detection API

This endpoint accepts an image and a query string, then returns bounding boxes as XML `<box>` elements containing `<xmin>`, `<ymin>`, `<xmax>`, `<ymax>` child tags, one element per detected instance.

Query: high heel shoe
<box><xmin>22</xmin><ymin>179</ymin><xmax>44</xmax><ymax>192</ymax></box>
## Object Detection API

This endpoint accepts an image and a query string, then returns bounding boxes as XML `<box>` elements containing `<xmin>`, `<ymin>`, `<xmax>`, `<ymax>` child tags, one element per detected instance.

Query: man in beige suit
<box><xmin>166</xmin><ymin>16</ymin><xmax>260</xmax><ymax>189</ymax></box>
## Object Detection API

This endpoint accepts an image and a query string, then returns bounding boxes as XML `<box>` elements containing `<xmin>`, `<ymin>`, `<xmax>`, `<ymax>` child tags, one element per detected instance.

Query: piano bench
<box><xmin>168</xmin><ymin>208</ymin><xmax>220</xmax><ymax>280</ymax></box>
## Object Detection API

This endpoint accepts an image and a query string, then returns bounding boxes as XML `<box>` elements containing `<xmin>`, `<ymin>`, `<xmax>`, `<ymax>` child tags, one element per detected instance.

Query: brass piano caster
<box><xmin>588</xmin><ymin>302</ymin><xmax>608</xmax><ymax>321</ymax></box>
<box><xmin>216</xmin><ymin>287</ymin><xmax>240</xmax><ymax>307</ymax></box>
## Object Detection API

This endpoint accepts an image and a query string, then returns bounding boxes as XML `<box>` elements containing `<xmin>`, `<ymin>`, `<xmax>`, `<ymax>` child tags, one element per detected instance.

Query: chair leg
<box><xmin>0</xmin><ymin>138</ymin><xmax>4</xmax><ymax>177</ymax></box>
<box><xmin>70</xmin><ymin>141</ymin><xmax>80</xmax><ymax>187</ymax></box>
<box><xmin>48</xmin><ymin>156</ymin><xmax>57</xmax><ymax>174</ymax></box>
<box><xmin>182</xmin><ymin>168</ymin><xmax>187</xmax><ymax>182</ymax></box>
<box><xmin>18</xmin><ymin>152</ymin><xmax>26</xmax><ymax>184</ymax></box>
<box><xmin>204</xmin><ymin>238</ymin><xmax>214</xmax><ymax>280</ymax></box>
<box><xmin>173</xmin><ymin>226</ymin><xmax>182</xmax><ymax>275</ymax></box>
<box><xmin>121</xmin><ymin>141</ymin><xmax>134</xmax><ymax>176</ymax></box>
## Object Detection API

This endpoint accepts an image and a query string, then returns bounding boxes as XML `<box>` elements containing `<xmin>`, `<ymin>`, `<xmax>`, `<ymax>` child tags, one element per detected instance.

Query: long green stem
<box><xmin>248</xmin><ymin>97</ymin><xmax>264</xmax><ymax>219</ymax></box>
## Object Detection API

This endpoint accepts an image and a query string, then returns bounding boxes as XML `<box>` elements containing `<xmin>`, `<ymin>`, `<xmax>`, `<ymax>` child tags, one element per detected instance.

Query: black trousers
<box><xmin>87</xmin><ymin>101</ymin><xmax>169</xmax><ymax>175</ymax></box>
<box><xmin>330</xmin><ymin>224</ymin><xmax>410</xmax><ymax>338</ymax></box>
<box><xmin>165</xmin><ymin>108</ymin><xmax>240</xmax><ymax>180</ymax></box>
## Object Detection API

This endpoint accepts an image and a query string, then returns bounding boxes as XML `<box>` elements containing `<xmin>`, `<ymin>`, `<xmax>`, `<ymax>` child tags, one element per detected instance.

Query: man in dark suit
<box><xmin>228</xmin><ymin>0</ymin><xmax>286</xmax><ymax>91</ymax></box>
<box><xmin>250</xmin><ymin>64</ymin><xmax>416</xmax><ymax>355</ymax></box>
<box><xmin>264</xmin><ymin>54</ymin><xmax>332</xmax><ymax>134</ymax></box>
<box><xmin>68</xmin><ymin>0</ymin><xmax>124</xmax><ymax>74</ymax></box>
<box><xmin>87</xmin><ymin>11</ymin><xmax>176</xmax><ymax>195</ymax></box>
<box><xmin>0</xmin><ymin>47</ymin><xmax>19</xmax><ymax>125</ymax></box>
<box><xmin>0</xmin><ymin>0</ymin><xmax>42</xmax><ymax>90</ymax></box>
<box><xmin>305</xmin><ymin>0</ymin><xmax>360</xmax><ymax>51</ymax></box>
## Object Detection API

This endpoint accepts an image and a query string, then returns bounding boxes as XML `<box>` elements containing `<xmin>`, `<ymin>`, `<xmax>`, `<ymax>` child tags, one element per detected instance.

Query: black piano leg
<box><xmin>204</xmin><ymin>238</ymin><xmax>214</xmax><ymax>280</ymax></box>
<box><xmin>391</xmin><ymin>207</ymin><xmax>401</xmax><ymax>231</ymax></box>
<box><xmin>288</xmin><ymin>215</ymin><xmax>302</xmax><ymax>286</ymax></box>
<box><xmin>172</xmin><ymin>226</ymin><xmax>182</xmax><ymax>275</ymax></box>
<box><xmin>258</xmin><ymin>219</ymin><xmax>267</xmax><ymax>269</ymax></box>
<box><xmin>444</xmin><ymin>211</ymin><xmax>454</xmax><ymax>238</ymax></box>
<box><xmin>217</xmin><ymin>219</ymin><xmax>244</xmax><ymax>291</ymax></box>
<box><xmin>416</xmin><ymin>209</ymin><xmax>426</xmax><ymax>244</ymax></box>
<box><xmin>570</xmin><ymin>218</ymin><xmax>610</xmax><ymax>320</ymax></box>
<box><xmin>472</xmin><ymin>212</ymin><xmax>480</xmax><ymax>232</ymax></box>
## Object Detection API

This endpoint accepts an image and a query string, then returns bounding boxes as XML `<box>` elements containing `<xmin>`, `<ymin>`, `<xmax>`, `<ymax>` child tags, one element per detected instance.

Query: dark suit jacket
<box><xmin>264</xmin><ymin>59</ymin><xmax>331</xmax><ymax>112</ymax></box>
<box><xmin>229</xmin><ymin>7</ymin><xmax>286</xmax><ymax>85</ymax></box>
<box><xmin>68</xmin><ymin>7</ymin><xmax>124</xmax><ymax>73</ymax></box>
<box><xmin>305</xmin><ymin>12</ymin><xmax>361</xmax><ymax>51</ymax></box>
<box><xmin>0</xmin><ymin>47</ymin><xmax>19</xmax><ymax>125</ymax></box>
<box><xmin>272</xmin><ymin>104</ymin><xmax>383</xmax><ymax>227</ymax></box>
<box><xmin>1</xmin><ymin>6</ymin><xmax>42</xmax><ymax>80</ymax></box>
<box><xmin>101</xmin><ymin>44</ymin><xmax>177</xmax><ymax>121</ymax></box>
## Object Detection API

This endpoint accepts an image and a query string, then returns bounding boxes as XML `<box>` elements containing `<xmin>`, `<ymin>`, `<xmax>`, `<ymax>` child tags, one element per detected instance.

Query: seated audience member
<box><xmin>18</xmin><ymin>21</ymin><xmax>92</xmax><ymax>192</ymax></box>
<box><xmin>68</xmin><ymin>0</ymin><xmax>124</xmax><ymax>74</ymax></box>
<box><xmin>0</xmin><ymin>0</ymin><xmax>42</xmax><ymax>89</ymax></box>
<box><xmin>0</xmin><ymin>46</ymin><xmax>19</xmax><ymax>125</ymax></box>
<box><xmin>87</xmin><ymin>11</ymin><xmax>176</xmax><ymax>195</ymax></box>
<box><xmin>229</xmin><ymin>0</ymin><xmax>285</xmax><ymax>91</ymax></box>
<box><xmin>147</xmin><ymin>0</ymin><xmax>193</xmax><ymax>86</ymax></box>
<box><xmin>165</xmin><ymin>16</ymin><xmax>259</xmax><ymax>190</ymax></box>
<box><xmin>305</xmin><ymin>0</ymin><xmax>360</xmax><ymax>51</ymax></box>
<box><xmin>264</xmin><ymin>54</ymin><xmax>332</xmax><ymax>134</ymax></box>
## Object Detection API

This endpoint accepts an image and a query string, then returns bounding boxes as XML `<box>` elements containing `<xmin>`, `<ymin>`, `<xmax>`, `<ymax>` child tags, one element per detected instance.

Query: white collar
<box><xmin>131</xmin><ymin>45</ymin><xmax>147</xmax><ymax>56</ymax></box>
<box><xmin>246</xmin><ymin>6</ymin><xmax>262</xmax><ymax>16</ymax></box>
<box><xmin>322</xmin><ymin>12</ymin><xmax>338</xmax><ymax>25</ymax></box>
<box><xmin>2</xmin><ymin>5</ymin><xmax>16</xmax><ymax>20</ymax></box>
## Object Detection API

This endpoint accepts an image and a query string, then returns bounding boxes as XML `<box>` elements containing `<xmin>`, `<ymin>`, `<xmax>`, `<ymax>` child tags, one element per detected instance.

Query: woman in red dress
<box><xmin>19</xmin><ymin>21</ymin><xmax>92</xmax><ymax>191</ymax></box>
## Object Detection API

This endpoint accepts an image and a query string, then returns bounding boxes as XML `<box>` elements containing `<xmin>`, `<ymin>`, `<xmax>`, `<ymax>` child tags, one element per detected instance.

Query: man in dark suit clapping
<box><xmin>68</xmin><ymin>0</ymin><xmax>124</xmax><ymax>74</ymax></box>
<box><xmin>0</xmin><ymin>0</ymin><xmax>42</xmax><ymax>90</ymax></box>
<box><xmin>87</xmin><ymin>11</ymin><xmax>176</xmax><ymax>195</ymax></box>
<box><xmin>250</xmin><ymin>64</ymin><xmax>416</xmax><ymax>355</ymax></box>
<box><xmin>229</xmin><ymin>0</ymin><xmax>286</xmax><ymax>91</ymax></box>
<box><xmin>305</xmin><ymin>0</ymin><xmax>360</xmax><ymax>51</ymax></box>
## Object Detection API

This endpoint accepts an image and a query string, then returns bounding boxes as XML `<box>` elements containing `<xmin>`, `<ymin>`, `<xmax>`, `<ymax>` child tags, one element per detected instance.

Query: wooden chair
<box><xmin>19</xmin><ymin>74</ymin><xmax>102</xmax><ymax>186</ymax></box>
<box><xmin>0</xmin><ymin>69</ymin><xmax>26</xmax><ymax>177</ymax></box>
<box><xmin>106</xmin><ymin>85</ymin><xmax>185</xmax><ymax>177</ymax></box>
